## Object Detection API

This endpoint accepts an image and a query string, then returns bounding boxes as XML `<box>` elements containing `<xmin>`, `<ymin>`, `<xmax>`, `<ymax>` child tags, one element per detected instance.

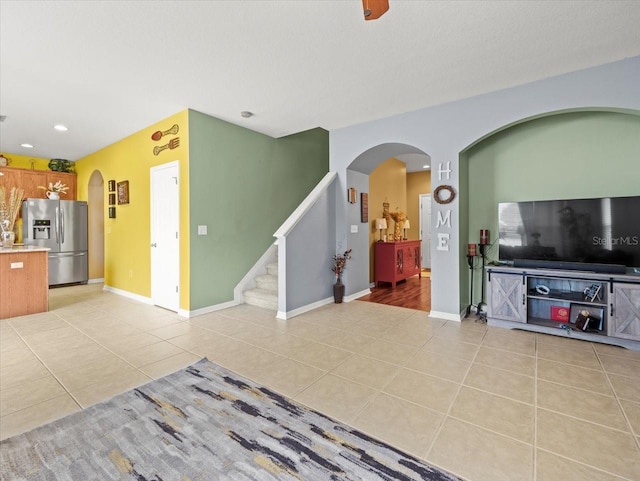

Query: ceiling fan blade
<box><xmin>362</xmin><ymin>0</ymin><xmax>389</xmax><ymax>21</ymax></box>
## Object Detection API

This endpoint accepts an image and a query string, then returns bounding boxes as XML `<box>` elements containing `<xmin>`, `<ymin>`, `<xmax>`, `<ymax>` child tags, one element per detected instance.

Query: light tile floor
<box><xmin>1</xmin><ymin>284</ymin><xmax>640</xmax><ymax>481</ymax></box>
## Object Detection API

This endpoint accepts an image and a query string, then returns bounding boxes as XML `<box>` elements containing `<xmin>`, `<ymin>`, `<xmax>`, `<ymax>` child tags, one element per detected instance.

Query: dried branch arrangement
<box><xmin>0</xmin><ymin>186</ymin><xmax>25</xmax><ymax>232</ymax></box>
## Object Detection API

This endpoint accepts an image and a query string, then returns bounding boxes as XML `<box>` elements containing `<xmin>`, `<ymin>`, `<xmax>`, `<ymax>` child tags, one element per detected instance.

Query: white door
<box><xmin>420</xmin><ymin>194</ymin><xmax>431</xmax><ymax>269</ymax></box>
<box><xmin>151</xmin><ymin>161</ymin><xmax>180</xmax><ymax>311</ymax></box>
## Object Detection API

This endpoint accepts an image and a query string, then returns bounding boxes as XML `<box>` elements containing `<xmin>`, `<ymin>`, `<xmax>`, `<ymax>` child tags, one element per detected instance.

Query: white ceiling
<box><xmin>1</xmin><ymin>1</ymin><xmax>639</xmax><ymax>166</ymax></box>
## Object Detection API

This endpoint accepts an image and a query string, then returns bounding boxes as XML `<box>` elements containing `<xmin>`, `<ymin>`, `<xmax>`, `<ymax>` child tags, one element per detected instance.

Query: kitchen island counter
<box><xmin>0</xmin><ymin>247</ymin><xmax>50</xmax><ymax>319</ymax></box>
<box><xmin>0</xmin><ymin>246</ymin><xmax>51</xmax><ymax>254</ymax></box>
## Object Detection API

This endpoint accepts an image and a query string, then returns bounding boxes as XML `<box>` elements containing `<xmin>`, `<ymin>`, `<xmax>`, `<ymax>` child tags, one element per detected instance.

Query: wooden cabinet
<box><xmin>374</xmin><ymin>240</ymin><xmax>421</xmax><ymax>287</ymax></box>
<box><xmin>0</xmin><ymin>167</ymin><xmax>76</xmax><ymax>200</ymax></box>
<box><xmin>0</xmin><ymin>167</ymin><xmax>22</xmax><ymax>193</ymax></box>
<box><xmin>610</xmin><ymin>283</ymin><xmax>640</xmax><ymax>341</ymax></box>
<box><xmin>486</xmin><ymin>266</ymin><xmax>640</xmax><ymax>349</ymax></box>
<box><xmin>19</xmin><ymin>170</ymin><xmax>48</xmax><ymax>199</ymax></box>
<box><xmin>487</xmin><ymin>271</ymin><xmax>526</xmax><ymax>323</ymax></box>
<box><xmin>46</xmin><ymin>171</ymin><xmax>76</xmax><ymax>200</ymax></box>
<box><xmin>0</xmin><ymin>250</ymin><xmax>49</xmax><ymax>319</ymax></box>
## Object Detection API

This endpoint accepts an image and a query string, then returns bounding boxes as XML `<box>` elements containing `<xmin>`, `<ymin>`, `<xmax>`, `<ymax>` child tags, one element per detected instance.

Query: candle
<box><xmin>480</xmin><ymin>229</ymin><xmax>490</xmax><ymax>245</ymax></box>
<box><xmin>468</xmin><ymin>243</ymin><xmax>477</xmax><ymax>256</ymax></box>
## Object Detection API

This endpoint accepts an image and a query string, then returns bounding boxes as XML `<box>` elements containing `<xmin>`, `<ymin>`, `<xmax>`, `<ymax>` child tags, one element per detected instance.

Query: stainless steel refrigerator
<box><xmin>22</xmin><ymin>199</ymin><xmax>88</xmax><ymax>286</ymax></box>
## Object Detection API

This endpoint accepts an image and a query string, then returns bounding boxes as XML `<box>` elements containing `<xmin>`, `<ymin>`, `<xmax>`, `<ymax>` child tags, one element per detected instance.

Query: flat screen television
<box><xmin>498</xmin><ymin>195</ymin><xmax>640</xmax><ymax>272</ymax></box>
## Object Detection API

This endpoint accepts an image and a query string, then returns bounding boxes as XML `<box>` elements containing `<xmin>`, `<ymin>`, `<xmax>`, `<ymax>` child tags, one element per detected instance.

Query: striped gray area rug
<box><xmin>0</xmin><ymin>358</ymin><xmax>463</xmax><ymax>481</ymax></box>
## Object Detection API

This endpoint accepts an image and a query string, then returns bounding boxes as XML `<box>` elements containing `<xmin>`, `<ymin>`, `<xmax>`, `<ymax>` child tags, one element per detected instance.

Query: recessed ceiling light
<box><xmin>240</xmin><ymin>111</ymin><xmax>253</xmax><ymax>118</ymax></box>
<box><xmin>423</xmin><ymin>164</ymin><xmax>430</xmax><ymax>169</ymax></box>
<box><xmin>21</xmin><ymin>143</ymin><xmax>34</xmax><ymax>148</ymax></box>
<box><xmin>54</xmin><ymin>124</ymin><xmax>68</xmax><ymax>131</ymax></box>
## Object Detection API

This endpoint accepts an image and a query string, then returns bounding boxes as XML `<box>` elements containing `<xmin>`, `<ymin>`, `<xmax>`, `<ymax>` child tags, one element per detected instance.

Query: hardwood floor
<box><xmin>357</xmin><ymin>273</ymin><xmax>431</xmax><ymax>311</ymax></box>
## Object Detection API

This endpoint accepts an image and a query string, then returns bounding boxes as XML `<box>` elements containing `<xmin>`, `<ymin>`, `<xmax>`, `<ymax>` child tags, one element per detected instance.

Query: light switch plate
<box><xmin>350</xmin><ymin>225</ymin><xmax>358</xmax><ymax>233</ymax></box>
<box><xmin>198</xmin><ymin>225</ymin><xmax>208</xmax><ymax>235</ymax></box>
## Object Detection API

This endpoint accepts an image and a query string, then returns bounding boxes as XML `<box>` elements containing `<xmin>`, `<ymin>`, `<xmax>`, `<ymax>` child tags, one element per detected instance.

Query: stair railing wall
<box><xmin>273</xmin><ymin>172</ymin><xmax>338</xmax><ymax>319</ymax></box>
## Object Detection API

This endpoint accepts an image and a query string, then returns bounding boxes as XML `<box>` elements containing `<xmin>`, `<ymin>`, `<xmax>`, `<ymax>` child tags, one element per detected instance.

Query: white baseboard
<box><xmin>276</xmin><ymin>287</ymin><xmax>372</xmax><ymax>320</ymax></box>
<box><xmin>102</xmin><ymin>285</ymin><xmax>244</xmax><ymax>319</ymax></box>
<box><xmin>103</xmin><ymin>285</ymin><xmax>153</xmax><ymax>305</ymax></box>
<box><xmin>186</xmin><ymin>299</ymin><xmax>242</xmax><ymax>318</ymax></box>
<box><xmin>429</xmin><ymin>310</ymin><xmax>462</xmax><ymax>322</ymax></box>
<box><xmin>345</xmin><ymin>288</ymin><xmax>371</xmax><ymax>302</ymax></box>
<box><xmin>277</xmin><ymin>296</ymin><xmax>334</xmax><ymax>320</ymax></box>
<box><xmin>88</xmin><ymin>278</ymin><xmax>104</xmax><ymax>284</ymax></box>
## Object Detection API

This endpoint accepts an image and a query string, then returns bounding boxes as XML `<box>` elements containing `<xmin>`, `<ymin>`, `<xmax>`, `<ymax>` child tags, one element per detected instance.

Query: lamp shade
<box><xmin>375</xmin><ymin>218</ymin><xmax>387</xmax><ymax>229</ymax></box>
<box><xmin>404</xmin><ymin>219</ymin><xmax>410</xmax><ymax>229</ymax></box>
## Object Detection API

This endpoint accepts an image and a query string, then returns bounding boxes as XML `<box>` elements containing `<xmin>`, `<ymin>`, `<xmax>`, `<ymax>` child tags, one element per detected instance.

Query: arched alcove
<box><xmin>461</xmin><ymin>109</ymin><xmax>640</xmax><ymax>308</ymax></box>
<box><xmin>87</xmin><ymin>170</ymin><xmax>105</xmax><ymax>282</ymax></box>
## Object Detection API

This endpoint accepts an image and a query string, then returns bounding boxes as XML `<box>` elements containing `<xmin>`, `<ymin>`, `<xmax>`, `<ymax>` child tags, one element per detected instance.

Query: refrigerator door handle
<box><xmin>55</xmin><ymin>206</ymin><xmax>60</xmax><ymax>243</ymax></box>
<box><xmin>60</xmin><ymin>208</ymin><xmax>65</xmax><ymax>244</ymax></box>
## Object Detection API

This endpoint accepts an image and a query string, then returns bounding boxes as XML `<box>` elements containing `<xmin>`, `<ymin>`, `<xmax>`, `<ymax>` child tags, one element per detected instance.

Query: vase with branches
<box><xmin>37</xmin><ymin>180</ymin><xmax>69</xmax><ymax>199</ymax></box>
<box><xmin>331</xmin><ymin>248</ymin><xmax>352</xmax><ymax>303</ymax></box>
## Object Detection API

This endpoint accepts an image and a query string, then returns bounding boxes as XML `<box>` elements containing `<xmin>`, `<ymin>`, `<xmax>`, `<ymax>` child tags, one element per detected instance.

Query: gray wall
<box><xmin>286</xmin><ymin>181</ymin><xmax>337</xmax><ymax>311</ymax></box>
<box><xmin>331</xmin><ymin>57</ymin><xmax>640</xmax><ymax>319</ymax></box>
<box><xmin>345</xmin><ymin>170</ymin><xmax>370</xmax><ymax>295</ymax></box>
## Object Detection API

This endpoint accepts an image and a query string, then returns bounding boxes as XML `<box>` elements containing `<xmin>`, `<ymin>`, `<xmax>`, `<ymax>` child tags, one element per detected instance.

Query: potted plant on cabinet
<box><xmin>331</xmin><ymin>248</ymin><xmax>352</xmax><ymax>303</ymax></box>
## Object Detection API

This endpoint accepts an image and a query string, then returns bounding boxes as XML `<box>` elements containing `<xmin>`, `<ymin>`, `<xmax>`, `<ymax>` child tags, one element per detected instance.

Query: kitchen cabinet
<box><xmin>18</xmin><ymin>170</ymin><xmax>48</xmax><ymax>199</ymax></box>
<box><xmin>0</xmin><ymin>248</ymin><xmax>49</xmax><ymax>319</ymax></box>
<box><xmin>0</xmin><ymin>167</ymin><xmax>76</xmax><ymax>200</ymax></box>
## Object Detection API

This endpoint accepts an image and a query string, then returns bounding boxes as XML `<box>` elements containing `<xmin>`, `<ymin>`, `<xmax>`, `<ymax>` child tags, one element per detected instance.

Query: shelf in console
<box><xmin>527</xmin><ymin>293</ymin><xmax>607</xmax><ymax>307</ymax></box>
<box><xmin>528</xmin><ymin>317</ymin><xmax>606</xmax><ymax>336</ymax></box>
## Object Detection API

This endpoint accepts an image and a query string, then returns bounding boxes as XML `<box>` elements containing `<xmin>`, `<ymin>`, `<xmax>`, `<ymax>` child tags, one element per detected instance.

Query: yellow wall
<box><xmin>368</xmin><ymin>158</ymin><xmax>407</xmax><ymax>281</ymax></box>
<box><xmin>88</xmin><ymin>171</ymin><xmax>105</xmax><ymax>280</ymax></box>
<box><xmin>406</xmin><ymin>171</ymin><xmax>431</xmax><ymax>241</ymax></box>
<box><xmin>0</xmin><ymin>153</ymin><xmax>50</xmax><ymax>170</ymax></box>
<box><xmin>74</xmin><ymin>110</ymin><xmax>191</xmax><ymax>309</ymax></box>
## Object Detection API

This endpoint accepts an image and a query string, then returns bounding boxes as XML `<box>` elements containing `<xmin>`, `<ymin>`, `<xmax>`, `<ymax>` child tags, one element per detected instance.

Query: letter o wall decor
<box><xmin>434</xmin><ymin>185</ymin><xmax>456</xmax><ymax>205</ymax></box>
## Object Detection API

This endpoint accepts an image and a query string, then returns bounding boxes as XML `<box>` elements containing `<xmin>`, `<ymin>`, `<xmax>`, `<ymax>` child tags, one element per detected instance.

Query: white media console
<box><xmin>486</xmin><ymin>265</ymin><xmax>640</xmax><ymax>351</ymax></box>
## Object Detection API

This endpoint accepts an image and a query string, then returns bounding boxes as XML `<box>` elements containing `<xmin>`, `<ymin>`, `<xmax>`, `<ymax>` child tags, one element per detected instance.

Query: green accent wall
<box><xmin>458</xmin><ymin>152</ymin><xmax>470</xmax><ymax>314</ymax></box>
<box><xmin>465</xmin><ymin>111</ymin><xmax>640</xmax><ymax>306</ymax></box>
<box><xmin>188</xmin><ymin>110</ymin><xmax>329</xmax><ymax>309</ymax></box>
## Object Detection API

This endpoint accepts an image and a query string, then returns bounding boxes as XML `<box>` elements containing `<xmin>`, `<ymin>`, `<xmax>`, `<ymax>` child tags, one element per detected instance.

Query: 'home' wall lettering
<box><xmin>435</xmin><ymin>161</ymin><xmax>453</xmax><ymax>252</ymax></box>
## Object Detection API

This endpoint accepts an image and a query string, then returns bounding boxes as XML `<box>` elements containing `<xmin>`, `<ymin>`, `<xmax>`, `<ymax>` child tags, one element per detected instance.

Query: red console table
<box><xmin>374</xmin><ymin>240</ymin><xmax>421</xmax><ymax>287</ymax></box>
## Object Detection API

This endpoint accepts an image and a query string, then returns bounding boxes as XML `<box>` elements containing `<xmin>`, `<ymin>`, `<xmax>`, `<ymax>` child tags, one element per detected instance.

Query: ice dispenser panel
<box><xmin>33</xmin><ymin>219</ymin><xmax>51</xmax><ymax>239</ymax></box>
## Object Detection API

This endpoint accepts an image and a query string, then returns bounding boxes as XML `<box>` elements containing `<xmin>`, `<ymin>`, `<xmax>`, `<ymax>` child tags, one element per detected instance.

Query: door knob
<box><xmin>151</xmin><ymin>243</ymin><xmax>157</xmax><ymax>247</ymax></box>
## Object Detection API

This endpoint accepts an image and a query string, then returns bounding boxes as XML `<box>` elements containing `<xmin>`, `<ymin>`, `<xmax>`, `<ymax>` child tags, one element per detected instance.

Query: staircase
<box><xmin>243</xmin><ymin>261</ymin><xmax>278</xmax><ymax>310</ymax></box>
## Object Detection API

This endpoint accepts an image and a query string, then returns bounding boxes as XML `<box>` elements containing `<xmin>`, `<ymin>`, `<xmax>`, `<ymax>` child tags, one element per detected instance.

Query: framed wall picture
<box><xmin>117</xmin><ymin>180</ymin><xmax>129</xmax><ymax>205</ymax></box>
<box><xmin>348</xmin><ymin>187</ymin><xmax>357</xmax><ymax>204</ymax></box>
<box><xmin>108</xmin><ymin>180</ymin><xmax>116</xmax><ymax>192</ymax></box>
<box><xmin>108</xmin><ymin>193</ymin><xmax>116</xmax><ymax>206</ymax></box>
<box><xmin>361</xmin><ymin>193</ymin><xmax>369</xmax><ymax>223</ymax></box>
<box><xmin>108</xmin><ymin>207</ymin><xmax>116</xmax><ymax>218</ymax></box>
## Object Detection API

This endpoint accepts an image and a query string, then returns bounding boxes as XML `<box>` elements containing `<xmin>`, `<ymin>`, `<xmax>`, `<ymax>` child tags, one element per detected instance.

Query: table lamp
<box><xmin>375</xmin><ymin>218</ymin><xmax>387</xmax><ymax>242</ymax></box>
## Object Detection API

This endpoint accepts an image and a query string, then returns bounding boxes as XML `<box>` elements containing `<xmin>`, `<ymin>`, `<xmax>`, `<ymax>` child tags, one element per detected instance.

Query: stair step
<box><xmin>266</xmin><ymin>262</ymin><xmax>278</xmax><ymax>276</ymax></box>
<box><xmin>255</xmin><ymin>274</ymin><xmax>278</xmax><ymax>292</ymax></box>
<box><xmin>244</xmin><ymin>288</ymin><xmax>278</xmax><ymax>310</ymax></box>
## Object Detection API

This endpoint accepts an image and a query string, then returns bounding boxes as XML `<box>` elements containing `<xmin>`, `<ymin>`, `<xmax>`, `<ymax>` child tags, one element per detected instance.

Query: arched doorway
<box><xmin>347</xmin><ymin>143</ymin><xmax>433</xmax><ymax>311</ymax></box>
<box><xmin>87</xmin><ymin>170</ymin><xmax>105</xmax><ymax>282</ymax></box>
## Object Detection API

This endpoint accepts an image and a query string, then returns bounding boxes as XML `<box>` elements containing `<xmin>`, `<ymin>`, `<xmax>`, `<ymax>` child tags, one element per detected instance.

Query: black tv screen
<box><xmin>498</xmin><ymin>196</ymin><xmax>640</xmax><ymax>269</ymax></box>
